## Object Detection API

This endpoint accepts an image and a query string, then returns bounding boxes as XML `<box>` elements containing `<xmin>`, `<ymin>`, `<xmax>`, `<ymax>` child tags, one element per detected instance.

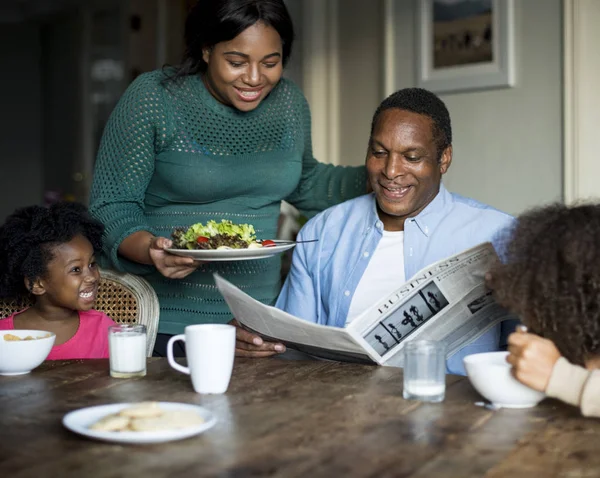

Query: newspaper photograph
<box><xmin>214</xmin><ymin>242</ymin><xmax>515</xmax><ymax>367</ymax></box>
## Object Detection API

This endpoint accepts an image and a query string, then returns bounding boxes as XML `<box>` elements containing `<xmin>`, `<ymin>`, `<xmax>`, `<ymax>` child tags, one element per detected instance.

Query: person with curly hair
<box><xmin>0</xmin><ymin>202</ymin><xmax>115</xmax><ymax>359</ymax></box>
<box><xmin>490</xmin><ymin>203</ymin><xmax>600</xmax><ymax>417</ymax></box>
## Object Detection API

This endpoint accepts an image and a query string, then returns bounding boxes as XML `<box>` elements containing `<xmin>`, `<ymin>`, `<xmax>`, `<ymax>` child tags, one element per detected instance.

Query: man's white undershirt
<box><xmin>346</xmin><ymin>230</ymin><xmax>406</xmax><ymax>325</ymax></box>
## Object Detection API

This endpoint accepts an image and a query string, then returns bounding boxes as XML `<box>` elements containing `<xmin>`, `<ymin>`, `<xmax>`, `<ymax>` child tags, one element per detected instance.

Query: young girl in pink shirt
<box><xmin>0</xmin><ymin>202</ymin><xmax>115</xmax><ymax>359</ymax></box>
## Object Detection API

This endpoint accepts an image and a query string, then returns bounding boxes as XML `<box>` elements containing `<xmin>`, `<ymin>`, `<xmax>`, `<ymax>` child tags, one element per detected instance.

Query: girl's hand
<box><xmin>506</xmin><ymin>330</ymin><xmax>562</xmax><ymax>392</ymax></box>
<box><xmin>149</xmin><ymin>236</ymin><xmax>201</xmax><ymax>279</ymax></box>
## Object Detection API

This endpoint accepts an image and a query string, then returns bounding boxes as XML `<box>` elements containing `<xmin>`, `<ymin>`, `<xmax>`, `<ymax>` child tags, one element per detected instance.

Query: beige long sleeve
<box><xmin>546</xmin><ymin>357</ymin><xmax>600</xmax><ymax>417</ymax></box>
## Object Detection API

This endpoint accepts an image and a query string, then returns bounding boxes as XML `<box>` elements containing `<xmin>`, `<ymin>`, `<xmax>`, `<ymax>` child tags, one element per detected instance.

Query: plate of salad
<box><xmin>165</xmin><ymin>220</ymin><xmax>297</xmax><ymax>261</ymax></box>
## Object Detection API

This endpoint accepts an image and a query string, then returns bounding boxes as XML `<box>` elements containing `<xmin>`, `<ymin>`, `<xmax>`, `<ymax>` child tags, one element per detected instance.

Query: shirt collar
<box><xmin>364</xmin><ymin>183</ymin><xmax>453</xmax><ymax>238</ymax></box>
<box><xmin>410</xmin><ymin>183</ymin><xmax>453</xmax><ymax>237</ymax></box>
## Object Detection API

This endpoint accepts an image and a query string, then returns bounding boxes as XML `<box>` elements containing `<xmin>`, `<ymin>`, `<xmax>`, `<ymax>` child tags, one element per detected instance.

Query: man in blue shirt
<box><xmin>234</xmin><ymin>88</ymin><xmax>515</xmax><ymax>374</ymax></box>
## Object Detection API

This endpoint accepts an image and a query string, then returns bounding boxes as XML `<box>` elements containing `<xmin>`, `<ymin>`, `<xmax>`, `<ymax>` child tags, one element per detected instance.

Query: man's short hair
<box><xmin>370</xmin><ymin>88</ymin><xmax>452</xmax><ymax>159</ymax></box>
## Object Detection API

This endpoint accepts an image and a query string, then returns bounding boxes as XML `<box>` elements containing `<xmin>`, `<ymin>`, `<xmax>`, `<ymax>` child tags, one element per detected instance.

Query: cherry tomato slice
<box><xmin>196</xmin><ymin>236</ymin><xmax>209</xmax><ymax>244</ymax></box>
<box><xmin>261</xmin><ymin>240</ymin><xmax>276</xmax><ymax>247</ymax></box>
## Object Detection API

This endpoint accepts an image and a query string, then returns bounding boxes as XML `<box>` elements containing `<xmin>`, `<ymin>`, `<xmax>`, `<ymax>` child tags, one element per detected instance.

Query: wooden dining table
<box><xmin>1</xmin><ymin>357</ymin><xmax>598</xmax><ymax>478</ymax></box>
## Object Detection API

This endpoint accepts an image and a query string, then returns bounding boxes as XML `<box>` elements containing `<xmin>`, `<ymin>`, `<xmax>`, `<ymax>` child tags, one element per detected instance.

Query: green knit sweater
<box><xmin>89</xmin><ymin>70</ymin><xmax>366</xmax><ymax>335</ymax></box>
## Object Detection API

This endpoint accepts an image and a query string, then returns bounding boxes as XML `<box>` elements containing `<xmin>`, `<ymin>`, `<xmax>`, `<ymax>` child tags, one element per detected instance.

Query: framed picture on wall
<box><xmin>416</xmin><ymin>0</ymin><xmax>515</xmax><ymax>94</ymax></box>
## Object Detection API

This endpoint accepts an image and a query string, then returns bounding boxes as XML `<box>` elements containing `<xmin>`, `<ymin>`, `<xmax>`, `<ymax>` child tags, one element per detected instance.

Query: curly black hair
<box><xmin>0</xmin><ymin>202</ymin><xmax>104</xmax><ymax>298</ymax></box>
<box><xmin>370</xmin><ymin>88</ymin><xmax>452</xmax><ymax>161</ymax></box>
<box><xmin>490</xmin><ymin>203</ymin><xmax>600</xmax><ymax>366</ymax></box>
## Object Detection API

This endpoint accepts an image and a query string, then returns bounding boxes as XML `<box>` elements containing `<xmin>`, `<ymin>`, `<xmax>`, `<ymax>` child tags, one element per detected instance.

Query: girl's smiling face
<box><xmin>32</xmin><ymin>234</ymin><xmax>100</xmax><ymax>313</ymax></box>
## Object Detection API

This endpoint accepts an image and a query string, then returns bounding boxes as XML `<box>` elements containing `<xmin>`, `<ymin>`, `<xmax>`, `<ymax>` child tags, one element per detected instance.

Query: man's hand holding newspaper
<box><xmin>230</xmin><ymin>318</ymin><xmax>286</xmax><ymax>357</ymax></box>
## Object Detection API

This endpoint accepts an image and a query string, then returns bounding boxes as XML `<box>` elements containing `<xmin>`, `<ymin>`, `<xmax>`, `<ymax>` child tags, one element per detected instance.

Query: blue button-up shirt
<box><xmin>276</xmin><ymin>184</ymin><xmax>516</xmax><ymax>375</ymax></box>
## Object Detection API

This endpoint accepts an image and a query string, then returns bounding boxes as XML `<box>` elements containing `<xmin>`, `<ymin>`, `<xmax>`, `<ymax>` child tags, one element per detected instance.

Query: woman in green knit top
<box><xmin>89</xmin><ymin>0</ymin><xmax>367</xmax><ymax>355</ymax></box>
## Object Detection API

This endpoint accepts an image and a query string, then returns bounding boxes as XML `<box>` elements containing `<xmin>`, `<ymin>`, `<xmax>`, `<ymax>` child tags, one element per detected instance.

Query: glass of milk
<box><xmin>108</xmin><ymin>324</ymin><xmax>147</xmax><ymax>378</ymax></box>
<box><xmin>403</xmin><ymin>340</ymin><xmax>446</xmax><ymax>403</ymax></box>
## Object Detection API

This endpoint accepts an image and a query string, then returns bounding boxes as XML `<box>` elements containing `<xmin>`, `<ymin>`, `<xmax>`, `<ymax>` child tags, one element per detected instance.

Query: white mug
<box><xmin>167</xmin><ymin>324</ymin><xmax>236</xmax><ymax>394</ymax></box>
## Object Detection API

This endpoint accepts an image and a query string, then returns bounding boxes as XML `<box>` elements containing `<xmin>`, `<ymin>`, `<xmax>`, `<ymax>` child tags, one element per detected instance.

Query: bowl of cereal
<box><xmin>463</xmin><ymin>351</ymin><xmax>545</xmax><ymax>408</ymax></box>
<box><xmin>0</xmin><ymin>330</ymin><xmax>55</xmax><ymax>375</ymax></box>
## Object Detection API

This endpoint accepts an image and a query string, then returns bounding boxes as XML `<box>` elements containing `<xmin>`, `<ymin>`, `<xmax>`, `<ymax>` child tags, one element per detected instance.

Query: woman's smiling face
<box><xmin>202</xmin><ymin>22</ymin><xmax>284</xmax><ymax>112</ymax></box>
<box><xmin>366</xmin><ymin>108</ymin><xmax>452</xmax><ymax>231</ymax></box>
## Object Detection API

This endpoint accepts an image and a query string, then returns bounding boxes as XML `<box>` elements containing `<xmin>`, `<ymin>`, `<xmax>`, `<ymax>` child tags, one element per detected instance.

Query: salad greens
<box><xmin>183</xmin><ymin>220</ymin><xmax>256</xmax><ymax>243</ymax></box>
<box><xmin>171</xmin><ymin>220</ymin><xmax>259</xmax><ymax>250</ymax></box>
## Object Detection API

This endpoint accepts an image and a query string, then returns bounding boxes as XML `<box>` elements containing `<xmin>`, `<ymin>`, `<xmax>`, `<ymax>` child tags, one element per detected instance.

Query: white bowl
<box><xmin>0</xmin><ymin>330</ymin><xmax>56</xmax><ymax>375</ymax></box>
<box><xmin>463</xmin><ymin>351</ymin><xmax>545</xmax><ymax>409</ymax></box>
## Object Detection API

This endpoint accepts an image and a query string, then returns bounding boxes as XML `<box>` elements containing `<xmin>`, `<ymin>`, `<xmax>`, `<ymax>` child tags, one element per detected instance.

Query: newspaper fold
<box><xmin>215</xmin><ymin>242</ymin><xmax>515</xmax><ymax>367</ymax></box>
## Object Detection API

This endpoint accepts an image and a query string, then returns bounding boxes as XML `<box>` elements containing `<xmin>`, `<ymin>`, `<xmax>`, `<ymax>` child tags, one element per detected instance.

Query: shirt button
<box><xmin>363</xmin><ymin>251</ymin><xmax>370</xmax><ymax>258</ymax></box>
<box><xmin>344</xmin><ymin>290</ymin><xmax>350</xmax><ymax>297</ymax></box>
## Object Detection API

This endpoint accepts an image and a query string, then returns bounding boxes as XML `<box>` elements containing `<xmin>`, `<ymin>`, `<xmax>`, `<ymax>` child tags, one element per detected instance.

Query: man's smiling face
<box><xmin>366</xmin><ymin>108</ymin><xmax>452</xmax><ymax>231</ymax></box>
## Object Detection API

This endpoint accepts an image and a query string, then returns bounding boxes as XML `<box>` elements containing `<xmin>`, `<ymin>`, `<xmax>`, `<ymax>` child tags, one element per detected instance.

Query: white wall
<box><xmin>390</xmin><ymin>0</ymin><xmax>563</xmax><ymax>215</ymax></box>
<box><xmin>564</xmin><ymin>0</ymin><xmax>600</xmax><ymax>203</ymax></box>
<box><xmin>0</xmin><ymin>24</ymin><xmax>43</xmax><ymax>222</ymax></box>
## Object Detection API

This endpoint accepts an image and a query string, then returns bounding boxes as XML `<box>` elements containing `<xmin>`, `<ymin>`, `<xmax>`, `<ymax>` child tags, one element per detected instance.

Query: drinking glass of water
<box><xmin>108</xmin><ymin>324</ymin><xmax>147</xmax><ymax>378</ymax></box>
<box><xmin>403</xmin><ymin>340</ymin><xmax>446</xmax><ymax>402</ymax></box>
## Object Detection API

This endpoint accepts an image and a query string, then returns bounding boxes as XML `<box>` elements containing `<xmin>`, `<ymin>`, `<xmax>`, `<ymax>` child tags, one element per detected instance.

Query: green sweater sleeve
<box><xmin>89</xmin><ymin>72</ymin><xmax>170</xmax><ymax>275</ymax></box>
<box><xmin>284</xmin><ymin>91</ymin><xmax>367</xmax><ymax>218</ymax></box>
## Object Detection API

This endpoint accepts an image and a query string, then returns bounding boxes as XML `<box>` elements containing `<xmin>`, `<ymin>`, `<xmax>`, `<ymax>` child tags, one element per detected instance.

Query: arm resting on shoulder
<box><xmin>286</xmin><ymin>160</ymin><xmax>367</xmax><ymax>218</ymax></box>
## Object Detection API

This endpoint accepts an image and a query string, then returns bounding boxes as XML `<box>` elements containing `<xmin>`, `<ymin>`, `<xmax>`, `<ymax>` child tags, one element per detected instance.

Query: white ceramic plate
<box><xmin>165</xmin><ymin>240</ymin><xmax>296</xmax><ymax>261</ymax></box>
<box><xmin>62</xmin><ymin>402</ymin><xmax>216</xmax><ymax>444</ymax></box>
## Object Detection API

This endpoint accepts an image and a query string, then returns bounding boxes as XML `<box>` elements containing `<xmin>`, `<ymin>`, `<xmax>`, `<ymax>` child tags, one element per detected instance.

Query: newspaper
<box><xmin>214</xmin><ymin>242</ymin><xmax>515</xmax><ymax>367</ymax></box>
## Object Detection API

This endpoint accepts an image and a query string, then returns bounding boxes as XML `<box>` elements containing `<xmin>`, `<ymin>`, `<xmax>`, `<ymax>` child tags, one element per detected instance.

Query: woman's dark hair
<box><xmin>370</xmin><ymin>88</ymin><xmax>452</xmax><ymax>162</ymax></box>
<box><xmin>168</xmin><ymin>0</ymin><xmax>294</xmax><ymax>81</ymax></box>
<box><xmin>490</xmin><ymin>203</ymin><xmax>600</xmax><ymax>366</ymax></box>
<box><xmin>0</xmin><ymin>202</ymin><xmax>104</xmax><ymax>298</ymax></box>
